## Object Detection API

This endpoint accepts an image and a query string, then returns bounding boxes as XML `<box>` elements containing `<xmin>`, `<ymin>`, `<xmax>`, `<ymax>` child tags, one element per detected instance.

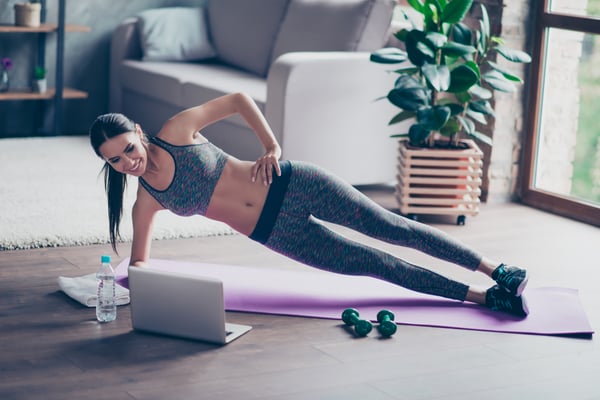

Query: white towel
<box><xmin>57</xmin><ymin>273</ymin><xmax>130</xmax><ymax>307</ymax></box>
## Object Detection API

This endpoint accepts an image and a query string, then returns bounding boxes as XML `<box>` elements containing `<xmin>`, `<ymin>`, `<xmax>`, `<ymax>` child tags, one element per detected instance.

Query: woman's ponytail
<box><xmin>90</xmin><ymin>113</ymin><xmax>137</xmax><ymax>253</ymax></box>
<box><xmin>103</xmin><ymin>163</ymin><xmax>127</xmax><ymax>253</ymax></box>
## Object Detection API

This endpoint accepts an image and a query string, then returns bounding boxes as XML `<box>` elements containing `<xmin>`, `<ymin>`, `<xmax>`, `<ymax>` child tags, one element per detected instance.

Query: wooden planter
<box><xmin>395</xmin><ymin>139</ymin><xmax>483</xmax><ymax>225</ymax></box>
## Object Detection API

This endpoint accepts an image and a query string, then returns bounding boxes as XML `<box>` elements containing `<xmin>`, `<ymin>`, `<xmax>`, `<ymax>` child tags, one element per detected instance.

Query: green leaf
<box><xmin>447</xmin><ymin>63</ymin><xmax>479</xmax><ymax>93</ymax></box>
<box><xmin>451</xmin><ymin>23</ymin><xmax>472</xmax><ymax>46</ymax></box>
<box><xmin>479</xmin><ymin>4</ymin><xmax>490</xmax><ymax>53</ymax></box>
<box><xmin>407</xmin><ymin>0</ymin><xmax>426</xmax><ymax>13</ymax></box>
<box><xmin>422</xmin><ymin>63</ymin><xmax>451</xmax><ymax>91</ymax></box>
<box><xmin>423</xmin><ymin>0</ymin><xmax>439</xmax><ymax>28</ymax></box>
<box><xmin>466</xmin><ymin>108</ymin><xmax>488</xmax><ymax>124</ymax></box>
<box><xmin>395</xmin><ymin>74</ymin><xmax>428</xmax><ymax>90</ymax></box>
<box><xmin>406</xmin><ymin>30</ymin><xmax>433</xmax><ymax>66</ymax></box>
<box><xmin>390</xmin><ymin>133</ymin><xmax>410</xmax><ymax>139</ymax></box>
<box><xmin>440</xmin><ymin>0</ymin><xmax>474</xmax><ymax>24</ymax></box>
<box><xmin>425</xmin><ymin>32</ymin><xmax>448</xmax><ymax>49</ymax></box>
<box><xmin>428</xmin><ymin>0</ymin><xmax>445</xmax><ymax>20</ymax></box>
<box><xmin>469</xmin><ymin>130</ymin><xmax>493</xmax><ymax>146</ymax></box>
<box><xmin>446</xmin><ymin>103</ymin><xmax>465</xmax><ymax>115</ymax></box>
<box><xmin>442</xmin><ymin>41</ymin><xmax>477</xmax><ymax>58</ymax></box>
<box><xmin>388</xmin><ymin>75</ymin><xmax>431</xmax><ymax>111</ymax></box>
<box><xmin>468</xmin><ymin>84</ymin><xmax>492</xmax><ymax>99</ymax></box>
<box><xmin>389</xmin><ymin>110</ymin><xmax>417</xmax><ymax>125</ymax></box>
<box><xmin>440</xmin><ymin>117</ymin><xmax>461</xmax><ymax>136</ymax></box>
<box><xmin>491</xmin><ymin>36</ymin><xmax>505</xmax><ymax>45</ymax></box>
<box><xmin>495</xmin><ymin>45</ymin><xmax>532</xmax><ymax>63</ymax></box>
<box><xmin>388</xmin><ymin>88</ymin><xmax>430</xmax><ymax>111</ymax></box>
<box><xmin>416</xmin><ymin>41</ymin><xmax>436</xmax><ymax>59</ymax></box>
<box><xmin>455</xmin><ymin>91</ymin><xmax>472</xmax><ymax>103</ymax></box>
<box><xmin>468</xmin><ymin>100</ymin><xmax>495</xmax><ymax>116</ymax></box>
<box><xmin>394</xmin><ymin>29</ymin><xmax>410</xmax><ymax>42</ymax></box>
<box><xmin>408</xmin><ymin>124</ymin><xmax>433</xmax><ymax>146</ymax></box>
<box><xmin>370</xmin><ymin>47</ymin><xmax>409</xmax><ymax>64</ymax></box>
<box><xmin>465</xmin><ymin>60</ymin><xmax>481</xmax><ymax>79</ymax></box>
<box><xmin>417</xmin><ymin>105</ymin><xmax>451</xmax><ymax>130</ymax></box>
<box><xmin>457</xmin><ymin>115</ymin><xmax>475</xmax><ymax>134</ymax></box>
<box><xmin>475</xmin><ymin>30</ymin><xmax>484</xmax><ymax>55</ymax></box>
<box><xmin>393</xmin><ymin>66</ymin><xmax>419</xmax><ymax>75</ymax></box>
<box><xmin>482</xmin><ymin>70</ymin><xmax>516</xmax><ymax>92</ymax></box>
<box><xmin>487</xmin><ymin>61</ymin><xmax>523</xmax><ymax>82</ymax></box>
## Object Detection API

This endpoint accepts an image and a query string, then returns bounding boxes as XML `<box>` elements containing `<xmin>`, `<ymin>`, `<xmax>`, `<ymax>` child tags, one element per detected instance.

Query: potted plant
<box><xmin>0</xmin><ymin>57</ymin><xmax>12</xmax><ymax>92</ymax></box>
<box><xmin>370</xmin><ymin>0</ymin><xmax>531</xmax><ymax>224</ymax></box>
<box><xmin>32</xmin><ymin>65</ymin><xmax>47</xmax><ymax>93</ymax></box>
<box><xmin>14</xmin><ymin>1</ymin><xmax>42</xmax><ymax>28</ymax></box>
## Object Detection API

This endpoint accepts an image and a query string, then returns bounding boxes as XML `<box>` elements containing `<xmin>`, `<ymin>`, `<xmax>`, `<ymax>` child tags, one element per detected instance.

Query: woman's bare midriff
<box><xmin>205</xmin><ymin>157</ymin><xmax>271</xmax><ymax>236</ymax></box>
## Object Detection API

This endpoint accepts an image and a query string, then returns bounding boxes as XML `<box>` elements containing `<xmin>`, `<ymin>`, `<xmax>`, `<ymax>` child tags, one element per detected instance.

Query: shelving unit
<box><xmin>0</xmin><ymin>0</ymin><xmax>90</xmax><ymax>134</ymax></box>
<box><xmin>0</xmin><ymin>23</ymin><xmax>90</xmax><ymax>33</ymax></box>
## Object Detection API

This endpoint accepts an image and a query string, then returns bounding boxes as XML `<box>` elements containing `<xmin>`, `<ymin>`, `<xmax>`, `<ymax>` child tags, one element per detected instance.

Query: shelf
<box><xmin>0</xmin><ymin>0</ymin><xmax>89</xmax><ymax>134</ymax></box>
<box><xmin>0</xmin><ymin>88</ymin><xmax>88</xmax><ymax>101</ymax></box>
<box><xmin>0</xmin><ymin>23</ymin><xmax>90</xmax><ymax>33</ymax></box>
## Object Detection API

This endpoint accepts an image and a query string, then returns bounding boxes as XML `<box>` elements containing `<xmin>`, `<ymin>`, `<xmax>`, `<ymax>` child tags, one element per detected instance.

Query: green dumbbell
<box><xmin>376</xmin><ymin>310</ymin><xmax>397</xmax><ymax>337</ymax></box>
<box><xmin>341</xmin><ymin>308</ymin><xmax>373</xmax><ymax>337</ymax></box>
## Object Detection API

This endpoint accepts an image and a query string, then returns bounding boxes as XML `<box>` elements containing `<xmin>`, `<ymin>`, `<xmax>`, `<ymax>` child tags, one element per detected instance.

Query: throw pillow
<box><xmin>137</xmin><ymin>7</ymin><xmax>216</xmax><ymax>62</ymax></box>
<box><xmin>207</xmin><ymin>0</ymin><xmax>291</xmax><ymax>77</ymax></box>
<box><xmin>270</xmin><ymin>0</ymin><xmax>395</xmax><ymax>64</ymax></box>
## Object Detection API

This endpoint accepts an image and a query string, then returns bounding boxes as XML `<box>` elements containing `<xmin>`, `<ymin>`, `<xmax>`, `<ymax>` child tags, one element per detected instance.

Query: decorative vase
<box><xmin>14</xmin><ymin>2</ymin><xmax>42</xmax><ymax>28</ymax></box>
<box><xmin>33</xmin><ymin>78</ymin><xmax>47</xmax><ymax>93</ymax></box>
<box><xmin>395</xmin><ymin>139</ymin><xmax>484</xmax><ymax>225</ymax></box>
<box><xmin>0</xmin><ymin>70</ymin><xmax>9</xmax><ymax>92</ymax></box>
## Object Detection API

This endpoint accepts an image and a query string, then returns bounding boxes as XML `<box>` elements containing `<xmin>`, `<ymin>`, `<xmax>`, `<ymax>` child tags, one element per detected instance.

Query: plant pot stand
<box><xmin>395</xmin><ymin>139</ymin><xmax>483</xmax><ymax>225</ymax></box>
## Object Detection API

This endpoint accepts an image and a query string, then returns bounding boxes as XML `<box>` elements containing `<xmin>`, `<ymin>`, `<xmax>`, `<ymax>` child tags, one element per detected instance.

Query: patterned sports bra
<box><xmin>139</xmin><ymin>136</ymin><xmax>228</xmax><ymax>216</ymax></box>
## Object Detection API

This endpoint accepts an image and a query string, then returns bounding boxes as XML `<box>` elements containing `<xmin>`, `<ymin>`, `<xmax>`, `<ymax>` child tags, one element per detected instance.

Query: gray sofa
<box><xmin>110</xmin><ymin>0</ymin><xmax>399</xmax><ymax>185</ymax></box>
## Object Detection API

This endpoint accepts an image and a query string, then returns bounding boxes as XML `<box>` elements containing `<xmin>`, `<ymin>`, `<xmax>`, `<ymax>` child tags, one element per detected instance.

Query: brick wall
<box><xmin>487</xmin><ymin>0</ymin><xmax>532</xmax><ymax>202</ymax></box>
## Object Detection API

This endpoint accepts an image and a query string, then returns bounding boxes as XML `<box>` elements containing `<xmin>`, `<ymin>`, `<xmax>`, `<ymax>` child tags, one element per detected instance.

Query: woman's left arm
<box><xmin>161</xmin><ymin>92</ymin><xmax>282</xmax><ymax>184</ymax></box>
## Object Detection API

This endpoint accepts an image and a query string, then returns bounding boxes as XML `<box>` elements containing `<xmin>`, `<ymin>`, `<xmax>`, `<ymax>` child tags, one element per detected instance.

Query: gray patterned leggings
<box><xmin>261</xmin><ymin>161</ymin><xmax>483</xmax><ymax>301</ymax></box>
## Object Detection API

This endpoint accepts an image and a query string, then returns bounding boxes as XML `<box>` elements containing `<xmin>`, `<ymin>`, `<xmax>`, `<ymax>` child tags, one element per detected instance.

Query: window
<box><xmin>521</xmin><ymin>0</ymin><xmax>600</xmax><ymax>226</ymax></box>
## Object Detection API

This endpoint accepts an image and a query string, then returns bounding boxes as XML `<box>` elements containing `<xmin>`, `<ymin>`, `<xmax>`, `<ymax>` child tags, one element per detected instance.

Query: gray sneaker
<box><xmin>492</xmin><ymin>264</ymin><xmax>529</xmax><ymax>296</ymax></box>
<box><xmin>485</xmin><ymin>285</ymin><xmax>529</xmax><ymax>317</ymax></box>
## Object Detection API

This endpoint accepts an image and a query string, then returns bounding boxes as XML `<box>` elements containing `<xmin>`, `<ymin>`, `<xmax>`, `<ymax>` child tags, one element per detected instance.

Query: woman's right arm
<box><xmin>129</xmin><ymin>190</ymin><xmax>162</xmax><ymax>267</ymax></box>
<box><xmin>162</xmin><ymin>92</ymin><xmax>282</xmax><ymax>184</ymax></box>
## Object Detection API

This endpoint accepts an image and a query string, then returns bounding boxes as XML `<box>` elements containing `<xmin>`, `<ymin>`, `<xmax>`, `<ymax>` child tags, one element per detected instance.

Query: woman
<box><xmin>90</xmin><ymin>92</ymin><xmax>529</xmax><ymax>316</ymax></box>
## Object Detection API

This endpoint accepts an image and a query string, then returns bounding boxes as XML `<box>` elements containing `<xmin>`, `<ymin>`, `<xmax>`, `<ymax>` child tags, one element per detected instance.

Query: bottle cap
<box><xmin>101</xmin><ymin>255</ymin><xmax>111</xmax><ymax>263</ymax></box>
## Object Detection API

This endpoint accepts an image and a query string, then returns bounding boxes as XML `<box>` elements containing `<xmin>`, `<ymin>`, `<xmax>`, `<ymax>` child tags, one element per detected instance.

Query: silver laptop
<box><xmin>128</xmin><ymin>266</ymin><xmax>252</xmax><ymax>344</ymax></box>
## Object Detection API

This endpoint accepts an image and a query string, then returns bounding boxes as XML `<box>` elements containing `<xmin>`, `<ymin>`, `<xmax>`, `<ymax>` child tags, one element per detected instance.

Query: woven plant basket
<box><xmin>14</xmin><ymin>2</ymin><xmax>42</xmax><ymax>28</ymax></box>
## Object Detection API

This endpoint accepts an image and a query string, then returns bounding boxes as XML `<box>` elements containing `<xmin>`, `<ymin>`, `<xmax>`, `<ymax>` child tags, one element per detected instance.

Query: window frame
<box><xmin>520</xmin><ymin>0</ymin><xmax>600</xmax><ymax>227</ymax></box>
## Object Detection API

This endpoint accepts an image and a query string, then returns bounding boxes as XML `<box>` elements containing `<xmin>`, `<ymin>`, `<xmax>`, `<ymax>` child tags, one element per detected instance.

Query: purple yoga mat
<box><xmin>116</xmin><ymin>258</ymin><xmax>594</xmax><ymax>336</ymax></box>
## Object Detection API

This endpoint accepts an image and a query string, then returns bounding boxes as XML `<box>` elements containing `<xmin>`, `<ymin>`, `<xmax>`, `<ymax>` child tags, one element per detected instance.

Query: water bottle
<box><xmin>96</xmin><ymin>255</ymin><xmax>117</xmax><ymax>322</ymax></box>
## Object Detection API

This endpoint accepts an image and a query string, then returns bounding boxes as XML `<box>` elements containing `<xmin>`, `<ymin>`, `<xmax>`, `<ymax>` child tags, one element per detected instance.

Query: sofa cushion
<box><xmin>137</xmin><ymin>7</ymin><xmax>216</xmax><ymax>62</ymax></box>
<box><xmin>207</xmin><ymin>0</ymin><xmax>290</xmax><ymax>77</ymax></box>
<box><xmin>120</xmin><ymin>60</ymin><xmax>266</xmax><ymax>114</ymax></box>
<box><xmin>271</xmin><ymin>0</ymin><xmax>395</xmax><ymax>64</ymax></box>
<box><xmin>181</xmin><ymin>65</ymin><xmax>267</xmax><ymax>107</ymax></box>
<box><xmin>120</xmin><ymin>60</ymin><xmax>184</xmax><ymax>107</ymax></box>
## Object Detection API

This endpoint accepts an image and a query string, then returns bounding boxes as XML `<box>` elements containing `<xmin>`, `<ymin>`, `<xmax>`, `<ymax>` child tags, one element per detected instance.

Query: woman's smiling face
<box><xmin>99</xmin><ymin>129</ymin><xmax>147</xmax><ymax>176</ymax></box>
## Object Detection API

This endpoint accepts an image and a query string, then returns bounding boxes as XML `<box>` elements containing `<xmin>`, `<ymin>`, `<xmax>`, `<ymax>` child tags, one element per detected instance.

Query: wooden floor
<box><xmin>1</xmin><ymin>188</ymin><xmax>599</xmax><ymax>400</ymax></box>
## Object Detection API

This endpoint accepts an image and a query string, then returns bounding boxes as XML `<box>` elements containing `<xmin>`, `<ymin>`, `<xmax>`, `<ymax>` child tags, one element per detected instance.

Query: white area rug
<box><xmin>0</xmin><ymin>136</ymin><xmax>235</xmax><ymax>250</ymax></box>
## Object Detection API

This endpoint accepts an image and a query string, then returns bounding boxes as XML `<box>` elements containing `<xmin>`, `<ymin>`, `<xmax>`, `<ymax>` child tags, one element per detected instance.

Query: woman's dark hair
<box><xmin>89</xmin><ymin>113</ymin><xmax>137</xmax><ymax>253</ymax></box>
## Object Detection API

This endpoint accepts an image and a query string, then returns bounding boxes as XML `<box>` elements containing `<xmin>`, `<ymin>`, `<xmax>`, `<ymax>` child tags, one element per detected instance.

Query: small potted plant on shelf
<box><xmin>1</xmin><ymin>57</ymin><xmax>12</xmax><ymax>92</ymax></box>
<box><xmin>370</xmin><ymin>0</ymin><xmax>531</xmax><ymax>224</ymax></box>
<box><xmin>32</xmin><ymin>65</ymin><xmax>47</xmax><ymax>93</ymax></box>
<box><xmin>14</xmin><ymin>1</ymin><xmax>42</xmax><ymax>28</ymax></box>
